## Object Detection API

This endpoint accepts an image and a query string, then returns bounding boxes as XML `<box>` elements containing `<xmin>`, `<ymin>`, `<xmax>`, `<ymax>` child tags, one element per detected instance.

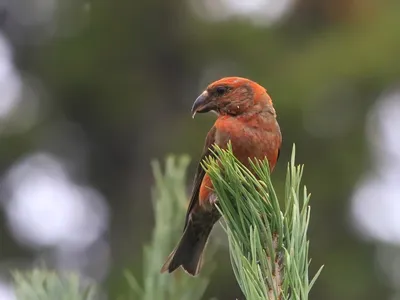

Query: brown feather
<box><xmin>183</xmin><ymin>126</ymin><xmax>217</xmax><ymax>230</ymax></box>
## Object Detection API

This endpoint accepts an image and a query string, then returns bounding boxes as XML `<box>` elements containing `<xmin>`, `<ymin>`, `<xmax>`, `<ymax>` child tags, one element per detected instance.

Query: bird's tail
<box><xmin>160</xmin><ymin>220</ymin><xmax>213</xmax><ymax>276</ymax></box>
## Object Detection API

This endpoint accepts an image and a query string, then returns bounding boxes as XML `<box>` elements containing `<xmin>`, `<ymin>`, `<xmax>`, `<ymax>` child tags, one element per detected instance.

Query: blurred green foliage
<box><xmin>121</xmin><ymin>156</ymin><xmax>215</xmax><ymax>300</ymax></box>
<box><xmin>13</xmin><ymin>270</ymin><xmax>98</xmax><ymax>300</ymax></box>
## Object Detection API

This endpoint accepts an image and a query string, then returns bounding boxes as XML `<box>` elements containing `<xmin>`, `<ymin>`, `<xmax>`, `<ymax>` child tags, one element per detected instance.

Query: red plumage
<box><xmin>161</xmin><ymin>77</ymin><xmax>282</xmax><ymax>276</ymax></box>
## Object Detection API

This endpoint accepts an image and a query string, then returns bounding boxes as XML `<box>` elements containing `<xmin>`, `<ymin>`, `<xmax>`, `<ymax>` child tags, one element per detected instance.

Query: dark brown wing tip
<box><xmin>181</xmin><ymin>267</ymin><xmax>198</xmax><ymax>277</ymax></box>
<box><xmin>181</xmin><ymin>254</ymin><xmax>203</xmax><ymax>277</ymax></box>
<box><xmin>160</xmin><ymin>259</ymin><xmax>200</xmax><ymax>276</ymax></box>
<box><xmin>160</xmin><ymin>250</ymin><xmax>175</xmax><ymax>274</ymax></box>
<box><xmin>160</xmin><ymin>265</ymin><xmax>169</xmax><ymax>274</ymax></box>
<box><xmin>160</xmin><ymin>264</ymin><xmax>198</xmax><ymax>276</ymax></box>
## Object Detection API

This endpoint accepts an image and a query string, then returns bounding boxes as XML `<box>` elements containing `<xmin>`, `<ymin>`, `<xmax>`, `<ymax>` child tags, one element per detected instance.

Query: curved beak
<box><xmin>191</xmin><ymin>91</ymin><xmax>212</xmax><ymax>118</ymax></box>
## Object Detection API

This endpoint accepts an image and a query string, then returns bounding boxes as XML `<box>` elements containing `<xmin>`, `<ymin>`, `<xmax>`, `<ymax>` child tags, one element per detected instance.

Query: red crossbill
<box><xmin>161</xmin><ymin>77</ymin><xmax>282</xmax><ymax>276</ymax></box>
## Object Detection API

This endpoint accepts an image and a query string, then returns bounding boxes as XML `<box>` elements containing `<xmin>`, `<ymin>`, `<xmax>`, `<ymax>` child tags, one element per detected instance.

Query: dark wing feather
<box><xmin>183</xmin><ymin>126</ymin><xmax>217</xmax><ymax>230</ymax></box>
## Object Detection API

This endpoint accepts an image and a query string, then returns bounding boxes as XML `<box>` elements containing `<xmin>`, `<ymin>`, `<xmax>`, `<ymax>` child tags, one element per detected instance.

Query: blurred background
<box><xmin>0</xmin><ymin>0</ymin><xmax>399</xmax><ymax>299</ymax></box>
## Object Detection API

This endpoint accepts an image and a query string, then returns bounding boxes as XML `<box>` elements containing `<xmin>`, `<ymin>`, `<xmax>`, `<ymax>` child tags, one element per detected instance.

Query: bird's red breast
<box><xmin>198</xmin><ymin>109</ymin><xmax>281</xmax><ymax>208</ymax></box>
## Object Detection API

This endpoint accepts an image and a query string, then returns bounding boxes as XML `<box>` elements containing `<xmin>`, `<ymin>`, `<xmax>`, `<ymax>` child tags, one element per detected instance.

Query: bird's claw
<box><xmin>209</xmin><ymin>193</ymin><xmax>218</xmax><ymax>206</ymax></box>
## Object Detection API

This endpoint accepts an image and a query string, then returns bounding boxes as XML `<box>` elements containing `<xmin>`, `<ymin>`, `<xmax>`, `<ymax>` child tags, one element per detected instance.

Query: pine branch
<box><xmin>11</xmin><ymin>149</ymin><xmax>318</xmax><ymax>300</ymax></box>
<box><xmin>203</xmin><ymin>143</ymin><xmax>323</xmax><ymax>300</ymax></box>
<box><xmin>123</xmin><ymin>155</ymin><xmax>216</xmax><ymax>300</ymax></box>
<box><xmin>13</xmin><ymin>270</ymin><xmax>98</xmax><ymax>300</ymax></box>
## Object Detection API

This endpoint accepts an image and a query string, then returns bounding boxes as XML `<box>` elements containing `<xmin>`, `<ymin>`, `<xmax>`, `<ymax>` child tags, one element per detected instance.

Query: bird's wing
<box><xmin>183</xmin><ymin>126</ymin><xmax>217</xmax><ymax>230</ymax></box>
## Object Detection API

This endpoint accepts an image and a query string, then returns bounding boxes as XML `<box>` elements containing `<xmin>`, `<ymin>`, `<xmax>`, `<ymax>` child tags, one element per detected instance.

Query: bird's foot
<box><xmin>209</xmin><ymin>193</ymin><xmax>218</xmax><ymax>206</ymax></box>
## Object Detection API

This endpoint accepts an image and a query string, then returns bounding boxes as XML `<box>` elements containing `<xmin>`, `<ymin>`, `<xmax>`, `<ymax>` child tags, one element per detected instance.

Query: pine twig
<box><xmin>203</xmin><ymin>143</ymin><xmax>323</xmax><ymax>300</ymax></box>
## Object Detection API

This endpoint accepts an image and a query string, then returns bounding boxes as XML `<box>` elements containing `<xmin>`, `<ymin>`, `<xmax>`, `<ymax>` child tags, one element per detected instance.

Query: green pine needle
<box><xmin>203</xmin><ymin>143</ymin><xmax>323</xmax><ymax>300</ymax></box>
<box><xmin>13</xmin><ymin>270</ymin><xmax>98</xmax><ymax>300</ymax></box>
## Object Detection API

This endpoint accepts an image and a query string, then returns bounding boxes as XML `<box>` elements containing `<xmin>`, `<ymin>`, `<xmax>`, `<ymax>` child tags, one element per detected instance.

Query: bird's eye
<box><xmin>215</xmin><ymin>86</ymin><xmax>227</xmax><ymax>96</ymax></box>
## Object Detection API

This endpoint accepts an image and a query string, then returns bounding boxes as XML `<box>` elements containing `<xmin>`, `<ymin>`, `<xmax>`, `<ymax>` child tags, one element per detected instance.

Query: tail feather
<box><xmin>161</xmin><ymin>221</ymin><xmax>212</xmax><ymax>276</ymax></box>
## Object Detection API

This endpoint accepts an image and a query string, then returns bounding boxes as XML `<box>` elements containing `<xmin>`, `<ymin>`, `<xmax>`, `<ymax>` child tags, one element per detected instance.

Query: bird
<box><xmin>160</xmin><ymin>76</ymin><xmax>282</xmax><ymax>276</ymax></box>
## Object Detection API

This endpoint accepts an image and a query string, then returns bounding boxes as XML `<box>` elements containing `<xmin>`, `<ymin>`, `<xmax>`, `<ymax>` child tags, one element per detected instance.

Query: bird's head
<box><xmin>191</xmin><ymin>77</ymin><xmax>273</xmax><ymax>118</ymax></box>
